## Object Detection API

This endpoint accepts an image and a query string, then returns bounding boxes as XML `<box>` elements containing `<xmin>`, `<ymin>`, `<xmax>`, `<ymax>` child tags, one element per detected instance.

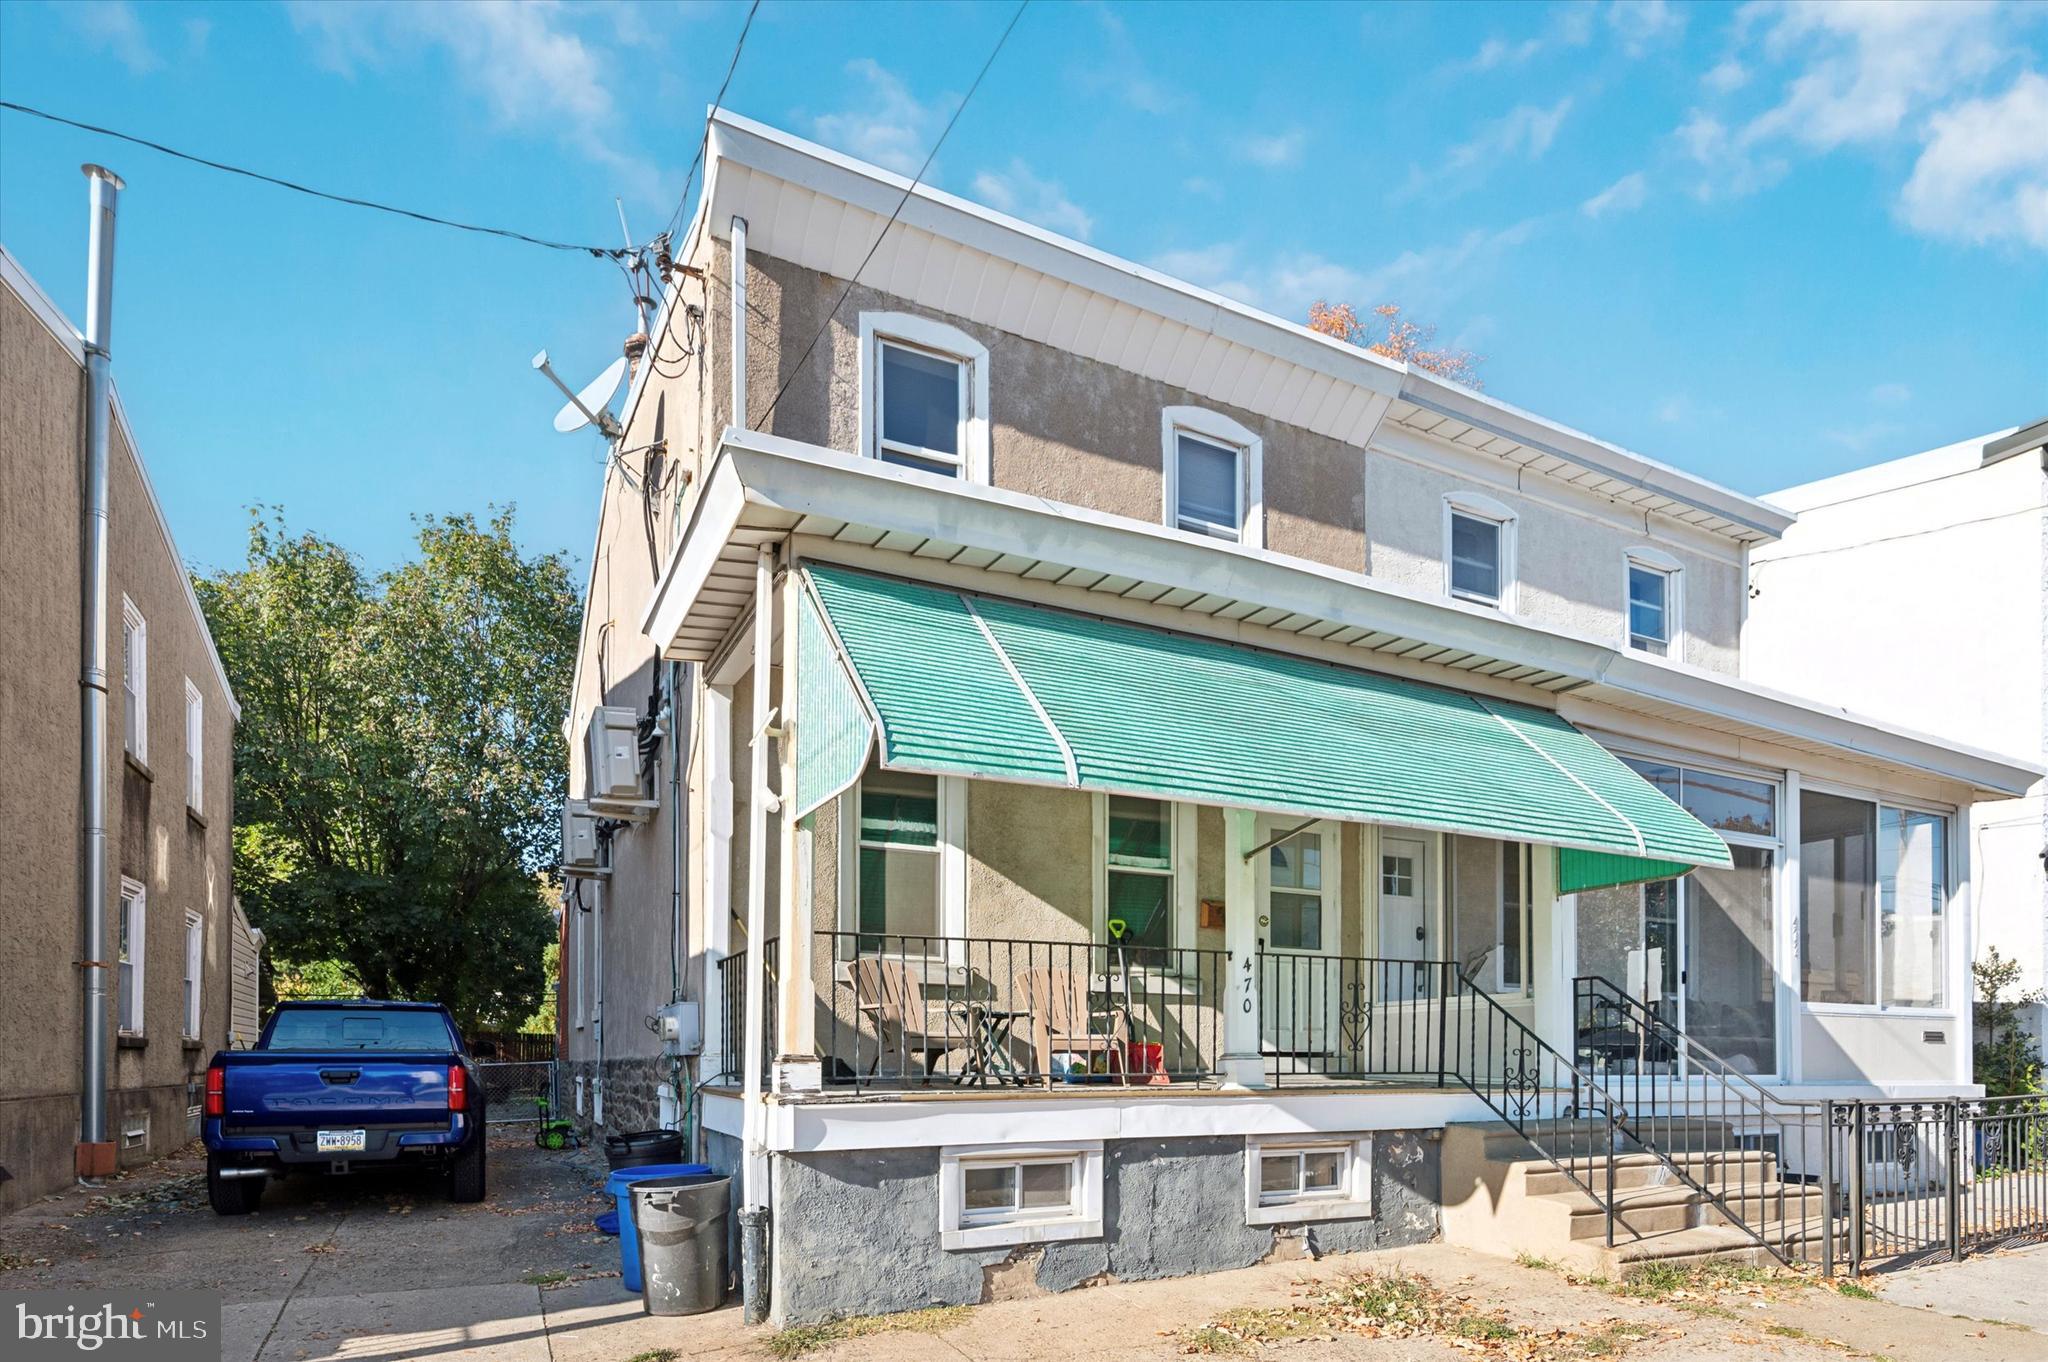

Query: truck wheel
<box><xmin>448</xmin><ymin>1128</ymin><xmax>487</xmax><ymax>1203</ymax></box>
<box><xmin>207</xmin><ymin>1154</ymin><xmax>264</xmax><ymax>1216</ymax></box>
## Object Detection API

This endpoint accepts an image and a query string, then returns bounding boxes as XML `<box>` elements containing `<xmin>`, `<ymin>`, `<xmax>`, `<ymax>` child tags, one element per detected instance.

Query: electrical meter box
<box><xmin>657</xmin><ymin>1001</ymin><xmax>702</xmax><ymax>1057</ymax></box>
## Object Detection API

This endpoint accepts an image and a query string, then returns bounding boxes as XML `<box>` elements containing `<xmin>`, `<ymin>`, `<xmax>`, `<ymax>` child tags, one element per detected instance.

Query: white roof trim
<box><xmin>645</xmin><ymin>430</ymin><xmax>2039</xmax><ymax>800</ymax></box>
<box><xmin>700</xmin><ymin>110</ymin><xmax>1790</xmax><ymax>543</ymax></box>
<box><xmin>2</xmin><ymin>246</ymin><xmax>241</xmax><ymax>721</ymax></box>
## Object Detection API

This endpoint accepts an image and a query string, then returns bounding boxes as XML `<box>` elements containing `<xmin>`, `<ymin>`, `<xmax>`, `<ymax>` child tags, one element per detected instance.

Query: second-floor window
<box><xmin>1161</xmin><ymin>407</ymin><xmax>1263</xmax><ymax>547</ymax></box>
<box><xmin>185</xmin><ymin>680</ymin><xmax>204</xmax><ymax>813</ymax></box>
<box><xmin>1623</xmin><ymin>548</ymin><xmax>1683</xmax><ymax>657</ymax></box>
<box><xmin>122</xmin><ymin>597</ymin><xmax>148</xmax><ymax>762</ymax></box>
<box><xmin>859</xmin><ymin>313</ymin><xmax>991</xmax><ymax>482</ymax></box>
<box><xmin>1443</xmin><ymin>493</ymin><xmax>1515</xmax><ymax>608</ymax></box>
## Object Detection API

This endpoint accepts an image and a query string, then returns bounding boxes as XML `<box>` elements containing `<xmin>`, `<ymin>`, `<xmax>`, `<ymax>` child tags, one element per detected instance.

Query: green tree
<box><xmin>196</xmin><ymin>508</ymin><xmax>578</xmax><ymax>1032</ymax></box>
<box><xmin>1974</xmin><ymin>947</ymin><xmax>2044</xmax><ymax>1098</ymax></box>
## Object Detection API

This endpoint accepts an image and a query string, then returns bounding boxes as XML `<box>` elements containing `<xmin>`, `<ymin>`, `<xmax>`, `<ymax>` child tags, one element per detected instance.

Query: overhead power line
<box><xmin>756</xmin><ymin>0</ymin><xmax>1030</xmax><ymax>429</ymax></box>
<box><xmin>0</xmin><ymin>99</ymin><xmax>628</xmax><ymax>259</ymax></box>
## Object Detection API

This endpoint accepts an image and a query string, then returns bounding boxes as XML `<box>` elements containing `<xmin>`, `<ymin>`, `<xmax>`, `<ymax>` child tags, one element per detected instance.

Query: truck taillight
<box><xmin>204</xmin><ymin>1064</ymin><xmax>225</xmax><ymax>1118</ymax></box>
<box><xmin>448</xmin><ymin>1064</ymin><xmax>467</xmax><ymax>1113</ymax></box>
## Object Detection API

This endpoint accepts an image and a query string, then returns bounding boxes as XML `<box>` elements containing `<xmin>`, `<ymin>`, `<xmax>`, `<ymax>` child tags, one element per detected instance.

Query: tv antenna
<box><xmin>532</xmin><ymin>350</ymin><xmax>627</xmax><ymax>440</ymax></box>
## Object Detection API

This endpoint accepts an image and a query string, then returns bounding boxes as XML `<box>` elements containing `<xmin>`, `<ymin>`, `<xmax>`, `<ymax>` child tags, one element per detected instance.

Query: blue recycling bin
<box><xmin>605</xmin><ymin>1163</ymin><xmax>711</xmax><ymax>1292</ymax></box>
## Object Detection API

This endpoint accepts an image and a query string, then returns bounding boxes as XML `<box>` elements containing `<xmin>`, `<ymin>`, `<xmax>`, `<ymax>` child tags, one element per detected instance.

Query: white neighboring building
<box><xmin>1746</xmin><ymin>420</ymin><xmax>2048</xmax><ymax>1004</ymax></box>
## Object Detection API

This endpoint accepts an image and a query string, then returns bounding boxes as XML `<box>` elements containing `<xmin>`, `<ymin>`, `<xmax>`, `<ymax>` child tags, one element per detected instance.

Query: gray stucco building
<box><xmin>559</xmin><ymin>115</ymin><xmax>2038</xmax><ymax>1323</ymax></box>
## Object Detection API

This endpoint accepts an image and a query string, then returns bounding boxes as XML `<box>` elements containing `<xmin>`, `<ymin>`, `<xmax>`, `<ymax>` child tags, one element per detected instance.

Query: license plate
<box><xmin>316</xmin><ymin>1129</ymin><xmax>367</xmax><ymax>1153</ymax></box>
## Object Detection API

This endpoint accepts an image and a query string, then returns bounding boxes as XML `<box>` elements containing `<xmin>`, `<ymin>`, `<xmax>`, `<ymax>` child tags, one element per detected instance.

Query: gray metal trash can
<box><xmin>630</xmin><ymin>1173</ymin><xmax>730</xmax><ymax>1316</ymax></box>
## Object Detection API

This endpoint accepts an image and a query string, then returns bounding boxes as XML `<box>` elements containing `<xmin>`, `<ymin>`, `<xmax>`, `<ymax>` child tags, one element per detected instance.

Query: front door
<box><xmin>1376</xmin><ymin>835</ymin><xmax>1432</xmax><ymax>999</ymax></box>
<box><xmin>1256</xmin><ymin>817</ymin><xmax>1341</xmax><ymax>1056</ymax></box>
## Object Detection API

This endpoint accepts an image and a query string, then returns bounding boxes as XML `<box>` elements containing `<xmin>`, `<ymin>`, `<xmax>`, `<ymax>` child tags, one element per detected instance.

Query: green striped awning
<box><xmin>796</xmin><ymin>563</ymin><xmax>1731</xmax><ymax>886</ymax></box>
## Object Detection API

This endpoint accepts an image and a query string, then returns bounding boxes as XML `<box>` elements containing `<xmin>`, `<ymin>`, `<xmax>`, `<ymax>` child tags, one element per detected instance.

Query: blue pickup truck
<box><xmin>202</xmin><ymin>1000</ymin><xmax>486</xmax><ymax>1215</ymax></box>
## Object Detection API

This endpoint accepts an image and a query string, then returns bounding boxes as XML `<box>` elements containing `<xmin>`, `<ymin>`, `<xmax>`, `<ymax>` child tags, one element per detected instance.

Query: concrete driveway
<box><xmin>0</xmin><ymin>1131</ymin><xmax>749</xmax><ymax>1362</ymax></box>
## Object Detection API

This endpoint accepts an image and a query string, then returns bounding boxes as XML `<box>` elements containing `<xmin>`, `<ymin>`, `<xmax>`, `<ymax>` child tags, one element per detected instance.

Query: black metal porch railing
<box><xmin>1574</xmin><ymin>974</ymin><xmax>1829</xmax><ymax>1266</ymax></box>
<box><xmin>816</xmin><ymin>932</ymin><xmax>1227</xmax><ymax>1090</ymax></box>
<box><xmin>1258</xmin><ymin>953</ymin><xmax>1454</xmax><ymax>1083</ymax></box>
<box><xmin>712</xmin><ymin>942</ymin><xmax>777</xmax><ymax>1086</ymax></box>
<box><xmin>1829</xmin><ymin>1094</ymin><xmax>2048</xmax><ymax>1274</ymax></box>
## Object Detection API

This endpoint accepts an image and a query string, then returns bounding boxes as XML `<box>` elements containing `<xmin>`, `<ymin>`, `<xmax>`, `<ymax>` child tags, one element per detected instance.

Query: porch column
<box><xmin>740</xmin><ymin>545</ymin><xmax>772</xmax><ymax>1222</ymax></box>
<box><xmin>774</xmin><ymin>556</ymin><xmax>821</xmax><ymax>1091</ymax></box>
<box><xmin>1531</xmin><ymin>846</ymin><xmax>1572</xmax><ymax>1054</ymax></box>
<box><xmin>1220</xmin><ymin>808</ymin><xmax>1267</xmax><ymax>1087</ymax></box>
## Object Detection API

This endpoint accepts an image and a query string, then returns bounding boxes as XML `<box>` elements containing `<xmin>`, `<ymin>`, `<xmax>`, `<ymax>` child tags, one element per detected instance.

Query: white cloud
<box><xmin>1071</xmin><ymin>3</ymin><xmax>1182</xmax><ymax>114</ymax></box>
<box><xmin>1233</xmin><ymin>129</ymin><xmax>1307</xmax><ymax>169</ymax></box>
<box><xmin>1441</xmin><ymin>8</ymin><xmax>1595</xmax><ymax>76</ymax></box>
<box><xmin>70</xmin><ymin>1</ymin><xmax>161</xmax><ymax>74</ymax></box>
<box><xmin>1149</xmin><ymin>215</ymin><xmax>1545</xmax><ymax>321</ymax></box>
<box><xmin>1701</xmin><ymin>57</ymin><xmax>1748</xmax><ymax>94</ymax></box>
<box><xmin>1899</xmin><ymin>70</ymin><xmax>2048</xmax><ymax>251</ymax></box>
<box><xmin>1607</xmin><ymin>0</ymin><xmax>1687</xmax><ymax>58</ymax></box>
<box><xmin>1437</xmin><ymin>97</ymin><xmax>1575</xmax><ymax>178</ymax></box>
<box><xmin>1182</xmin><ymin>176</ymin><xmax>1222</xmax><ymax>198</ymax></box>
<box><xmin>1655</xmin><ymin>394</ymin><xmax>1723</xmax><ymax>424</ymax></box>
<box><xmin>810</xmin><ymin>59</ymin><xmax>940</xmax><ymax>177</ymax></box>
<box><xmin>972</xmin><ymin>159</ymin><xmax>1095</xmax><ymax>241</ymax></box>
<box><xmin>1868</xmin><ymin>382</ymin><xmax>1912</xmax><ymax>406</ymax></box>
<box><xmin>1581</xmin><ymin>171</ymin><xmax>1649</xmax><ymax>218</ymax></box>
<box><xmin>1675</xmin><ymin>1</ymin><xmax>2045</xmax><ymax>251</ymax></box>
<box><xmin>1826</xmin><ymin>419</ymin><xmax>1905</xmax><ymax>454</ymax></box>
<box><xmin>289</xmin><ymin>0</ymin><xmax>657</xmax><ymax>194</ymax></box>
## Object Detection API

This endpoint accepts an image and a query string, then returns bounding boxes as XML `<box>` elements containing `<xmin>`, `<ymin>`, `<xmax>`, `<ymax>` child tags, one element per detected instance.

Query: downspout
<box><xmin>729</xmin><ymin>216</ymin><xmax>748</xmax><ymax>431</ymax></box>
<box><xmin>738</xmin><ymin>542</ymin><xmax>773</xmax><ymax>1324</ymax></box>
<box><xmin>77</xmin><ymin>163</ymin><xmax>124</xmax><ymax>1183</ymax></box>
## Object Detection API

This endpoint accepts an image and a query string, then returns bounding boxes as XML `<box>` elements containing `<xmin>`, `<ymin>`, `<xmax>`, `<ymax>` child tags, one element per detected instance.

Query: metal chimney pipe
<box><xmin>77</xmin><ymin>162</ymin><xmax>124</xmax><ymax>1179</ymax></box>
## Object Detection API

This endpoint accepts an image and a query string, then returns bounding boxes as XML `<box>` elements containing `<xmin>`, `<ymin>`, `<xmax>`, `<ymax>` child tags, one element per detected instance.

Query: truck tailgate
<box><xmin>221</xmin><ymin>1052</ymin><xmax>453</xmax><ymax>1129</ymax></box>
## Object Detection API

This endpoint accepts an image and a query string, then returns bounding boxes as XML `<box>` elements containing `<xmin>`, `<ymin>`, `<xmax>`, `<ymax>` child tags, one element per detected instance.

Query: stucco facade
<box><xmin>557</xmin><ymin>115</ymin><xmax>2033</xmax><ymax>1323</ymax></box>
<box><xmin>1</xmin><ymin>251</ymin><xmax>241</xmax><ymax>1208</ymax></box>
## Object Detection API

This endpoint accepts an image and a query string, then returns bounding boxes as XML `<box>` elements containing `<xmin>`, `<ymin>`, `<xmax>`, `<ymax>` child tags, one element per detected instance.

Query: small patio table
<box><xmin>951</xmin><ymin>1002</ymin><xmax>1028</xmax><ymax>1086</ymax></box>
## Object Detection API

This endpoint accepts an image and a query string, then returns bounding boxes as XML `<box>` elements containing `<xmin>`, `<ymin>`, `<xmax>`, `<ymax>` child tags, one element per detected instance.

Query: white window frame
<box><xmin>1796</xmin><ymin>781</ymin><xmax>1956</xmax><ymax>1018</ymax></box>
<box><xmin>121</xmin><ymin>596</ymin><xmax>148</xmax><ymax>762</ymax></box>
<box><xmin>940</xmin><ymin>1141</ymin><xmax>1104</xmax><ymax>1250</ymax></box>
<box><xmin>588</xmin><ymin>883</ymin><xmax>603</xmax><ymax>1026</ymax></box>
<box><xmin>118</xmin><ymin>878</ymin><xmax>146</xmax><ymax>1035</ymax></box>
<box><xmin>1092</xmin><ymin>793</ymin><xmax>1198</xmax><ymax>952</ymax></box>
<box><xmin>1495</xmin><ymin>842</ymin><xmax>1534</xmax><ymax>996</ymax></box>
<box><xmin>184</xmin><ymin>678</ymin><xmax>205</xmax><ymax>814</ymax></box>
<box><xmin>837</xmin><ymin>770</ymin><xmax>967</xmax><ymax>959</ymax></box>
<box><xmin>183</xmin><ymin>910</ymin><xmax>204</xmax><ymax>1040</ymax></box>
<box><xmin>1160</xmin><ymin>407</ymin><xmax>1264</xmax><ymax>548</ymax></box>
<box><xmin>1245</xmin><ymin>1134</ymin><xmax>1374</xmax><ymax>1225</ymax></box>
<box><xmin>1441</xmin><ymin>492</ymin><xmax>1516</xmax><ymax>610</ymax></box>
<box><xmin>1621</xmin><ymin>546</ymin><xmax>1684</xmax><ymax>658</ymax></box>
<box><xmin>858</xmin><ymin>312</ymin><xmax>991</xmax><ymax>483</ymax></box>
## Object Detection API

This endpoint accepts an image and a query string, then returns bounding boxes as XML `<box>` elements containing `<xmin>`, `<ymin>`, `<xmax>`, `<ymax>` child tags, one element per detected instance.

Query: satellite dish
<box><xmin>532</xmin><ymin>350</ymin><xmax>627</xmax><ymax>440</ymax></box>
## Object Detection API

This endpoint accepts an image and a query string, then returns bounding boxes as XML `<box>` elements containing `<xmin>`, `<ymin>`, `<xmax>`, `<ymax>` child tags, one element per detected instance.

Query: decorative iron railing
<box><xmin>1257</xmin><ymin>953</ymin><xmax>1453</xmax><ymax>1083</ymax></box>
<box><xmin>712</xmin><ymin>942</ymin><xmax>776</xmax><ymax>1086</ymax></box>
<box><xmin>814</xmin><ymin>931</ymin><xmax>1227</xmax><ymax>1090</ymax></box>
<box><xmin>1575</xmin><ymin>974</ymin><xmax>1829</xmax><ymax>1266</ymax></box>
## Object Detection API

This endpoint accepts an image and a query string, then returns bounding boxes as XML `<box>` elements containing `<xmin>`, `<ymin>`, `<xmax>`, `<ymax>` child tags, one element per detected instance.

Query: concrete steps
<box><xmin>1440</xmin><ymin>1121</ymin><xmax>1834</xmax><ymax>1273</ymax></box>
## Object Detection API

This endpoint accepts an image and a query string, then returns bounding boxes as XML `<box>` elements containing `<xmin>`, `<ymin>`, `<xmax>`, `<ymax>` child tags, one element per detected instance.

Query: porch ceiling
<box><xmin>643</xmin><ymin>429</ymin><xmax>2040</xmax><ymax>800</ymax></box>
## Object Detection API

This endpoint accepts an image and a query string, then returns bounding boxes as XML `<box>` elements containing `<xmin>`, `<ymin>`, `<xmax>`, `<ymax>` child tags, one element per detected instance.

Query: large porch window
<box><xmin>1799</xmin><ymin>790</ymin><xmax>1947</xmax><ymax>1009</ymax></box>
<box><xmin>856</xmin><ymin>768</ymin><xmax>942</xmax><ymax>943</ymax></box>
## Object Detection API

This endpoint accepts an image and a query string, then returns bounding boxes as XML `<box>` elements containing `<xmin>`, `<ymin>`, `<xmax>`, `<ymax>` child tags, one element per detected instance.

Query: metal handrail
<box><xmin>1573</xmin><ymin>974</ymin><xmax>1828</xmax><ymax>1266</ymax></box>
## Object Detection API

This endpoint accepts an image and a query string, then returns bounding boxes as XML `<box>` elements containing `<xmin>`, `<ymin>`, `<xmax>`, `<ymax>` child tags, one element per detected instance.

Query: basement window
<box><xmin>1245</xmin><ymin>1134</ymin><xmax>1374</xmax><ymax>1225</ymax></box>
<box><xmin>940</xmin><ymin>1142</ymin><xmax>1103</xmax><ymax>1250</ymax></box>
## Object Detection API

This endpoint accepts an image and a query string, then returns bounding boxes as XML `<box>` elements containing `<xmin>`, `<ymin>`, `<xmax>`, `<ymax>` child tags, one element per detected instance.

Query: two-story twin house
<box><xmin>559</xmin><ymin>113</ymin><xmax>2038</xmax><ymax>1324</ymax></box>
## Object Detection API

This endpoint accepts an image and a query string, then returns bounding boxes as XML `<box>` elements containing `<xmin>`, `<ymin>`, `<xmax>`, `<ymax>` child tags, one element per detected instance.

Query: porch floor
<box><xmin>705</xmin><ymin>1073</ymin><xmax>1522</xmax><ymax>1103</ymax></box>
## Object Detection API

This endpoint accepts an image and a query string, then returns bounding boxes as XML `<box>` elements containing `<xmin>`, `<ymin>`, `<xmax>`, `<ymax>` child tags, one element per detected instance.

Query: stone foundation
<box><xmin>768</xmin><ymin>1129</ymin><xmax>1440</xmax><ymax>1326</ymax></box>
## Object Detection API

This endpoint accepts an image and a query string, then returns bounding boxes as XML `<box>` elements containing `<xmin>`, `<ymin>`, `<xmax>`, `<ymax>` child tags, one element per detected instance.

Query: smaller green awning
<box><xmin>796</xmin><ymin>563</ymin><xmax>1731</xmax><ymax>889</ymax></box>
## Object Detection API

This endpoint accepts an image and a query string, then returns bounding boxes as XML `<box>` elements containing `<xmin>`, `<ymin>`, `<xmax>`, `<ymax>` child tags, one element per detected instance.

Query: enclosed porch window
<box><xmin>857</xmin><ymin>767</ymin><xmax>942</xmax><ymax>944</ymax></box>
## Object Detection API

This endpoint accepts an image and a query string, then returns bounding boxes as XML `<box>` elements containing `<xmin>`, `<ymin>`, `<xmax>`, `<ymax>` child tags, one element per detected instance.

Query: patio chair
<box><xmin>846</xmin><ymin>956</ymin><xmax>953</xmax><ymax>1082</ymax></box>
<box><xmin>1012</xmin><ymin>966</ymin><xmax>1130</xmax><ymax>1088</ymax></box>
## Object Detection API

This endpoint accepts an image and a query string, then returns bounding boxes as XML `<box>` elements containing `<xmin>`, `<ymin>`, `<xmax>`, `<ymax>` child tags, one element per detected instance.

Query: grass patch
<box><xmin>520</xmin><ymin>1270</ymin><xmax>569</xmax><ymax>1287</ymax></box>
<box><xmin>1836</xmin><ymin>1279</ymin><xmax>1878</xmax><ymax>1300</ymax></box>
<box><xmin>624</xmin><ymin>1351</ymin><xmax>680</xmax><ymax>1362</ymax></box>
<box><xmin>1609</xmin><ymin>1259</ymin><xmax>1790</xmax><ymax>1302</ymax></box>
<box><xmin>1179</xmin><ymin>1270</ymin><xmax>1644</xmax><ymax>1360</ymax></box>
<box><xmin>765</xmin><ymin>1305</ymin><xmax>971</xmax><ymax>1358</ymax></box>
<box><xmin>1764</xmin><ymin>1323</ymin><xmax>1808</xmax><ymax>1339</ymax></box>
<box><xmin>1516</xmin><ymin>1252</ymin><xmax>1563</xmax><ymax>1272</ymax></box>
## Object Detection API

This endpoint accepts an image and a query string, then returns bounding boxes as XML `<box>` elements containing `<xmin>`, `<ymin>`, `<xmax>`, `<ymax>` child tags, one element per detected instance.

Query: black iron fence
<box><xmin>816</xmin><ymin>932</ymin><xmax>1227</xmax><ymax>1090</ymax></box>
<box><xmin>1829</xmin><ymin>1094</ymin><xmax>2048</xmax><ymax>1274</ymax></box>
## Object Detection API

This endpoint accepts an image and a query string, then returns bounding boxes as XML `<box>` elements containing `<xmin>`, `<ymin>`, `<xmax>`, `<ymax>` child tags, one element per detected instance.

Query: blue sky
<box><xmin>3</xmin><ymin>0</ymin><xmax>2044</xmax><ymax>572</ymax></box>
